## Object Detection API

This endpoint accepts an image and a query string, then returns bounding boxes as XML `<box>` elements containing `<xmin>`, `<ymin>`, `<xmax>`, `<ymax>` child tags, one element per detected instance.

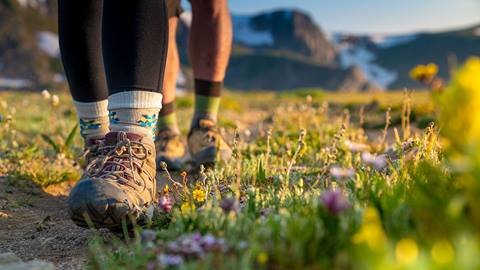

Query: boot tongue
<box><xmin>105</xmin><ymin>131</ymin><xmax>144</xmax><ymax>146</ymax></box>
<box><xmin>199</xmin><ymin>119</ymin><xmax>216</xmax><ymax>129</ymax></box>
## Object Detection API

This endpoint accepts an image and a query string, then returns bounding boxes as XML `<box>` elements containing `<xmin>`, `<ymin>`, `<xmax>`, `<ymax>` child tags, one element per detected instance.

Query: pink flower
<box><xmin>321</xmin><ymin>190</ymin><xmax>350</xmax><ymax>215</ymax></box>
<box><xmin>159</xmin><ymin>195</ymin><xmax>173</xmax><ymax>213</ymax></box>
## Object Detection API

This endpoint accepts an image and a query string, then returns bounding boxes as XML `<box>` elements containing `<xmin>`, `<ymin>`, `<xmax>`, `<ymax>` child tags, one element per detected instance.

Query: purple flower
<box><xmin>158</xmin><ymin>195</ymin><xmax>173</xmax><ymax>213</ymax></box>
<box><xmin>321</xmin><ymin>190</ymin><xmax>350</xmax><ymax>215</ymax></box>
<box><xmin>219</xmin><ymin>197</ymin><xmax>237</xmax><ymax>213</ymax></box>
<box><xmin>157</xmin><ymin>254</ymin><xmax>184</xmax><ymax>266</ymax></box>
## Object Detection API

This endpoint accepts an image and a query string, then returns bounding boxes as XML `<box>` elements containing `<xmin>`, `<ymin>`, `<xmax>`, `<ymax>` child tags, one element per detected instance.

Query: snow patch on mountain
<box><xmin>232</xmin><ymin>16</ymin><xmax>274</xmax><ymax>46</ymax></box>
<box><xmin>332</xmin><ymin>34</ymin><xmax>397</xmax><ymax>89</ymax></box>
<box><xmin>180</xmin><ymin>11</ymin><xmax>192</xmax><ymax>27</ymax></box>
<box><xmin>474</xmin><ymin>27</ymin><xmax>480</xmax><ymax>37</ymax></box>
<box><xmin>0</xmin><ymin>78</ymin><xmax>32</xmax><ymax>89</ymax></box>
<box><xmin>37</xmin><ymin>31</ymin><xmax>59</xmax><ymax>58</ymax></box>
<box><xmin>371</xmin><ymin>34</ymin><xmax>418</xmax><ymax>48</ymax></box>
<box><xmin>17</xmin><ymin>0</ymin><xmax>45</xmax><ymax>8</ymax></box>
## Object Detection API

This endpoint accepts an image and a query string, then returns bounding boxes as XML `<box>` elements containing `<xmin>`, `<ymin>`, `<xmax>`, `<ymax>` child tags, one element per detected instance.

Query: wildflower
<box><xmin>330</xmin><ymin>166</ymin><xmax>355</xmax><ymax>180</ymax></box>
<box><xmin>181</xmin><ymin>202</ymin><xmax>195</xmax><ymax>214</ymax></box>
<box><xmin>410</xmin><ymin>63</ymin><xmax>438</xmax><ymax>82</ymax></box>
<box><xmin>51</xmin><ymin>94</ymin><xmax>59</xmax><ymax>106</ymax></box>
<box><xmin>321</xmin><ymin>190</ymin><xmax>349</xmax><ymax>215</ymax></box>
<box><xmin>431</xmin><ymin>240</ymin><xmax>455</xmax><ymax>265</ymax></box>
<box><xmin>157</xmin><ymin>254</ymin><xmax>184</xmax><ymax>267</ymax></box>
<box><xmin>437</xmin><ymin>57</ymin><xmax>480</xmax><ymax>162</ymax></box>
<box><xmin>141</xmin><ymin>229</ymin><xmax>157</xmax><ymax>246</ymax></box>
<box><xmin>158</xmin><ymin>195</ymin><xmax>173</xmax><ymax>213</ymax></box>
<box><xmin>163</xmin><ymin>184</ymin><xmax>170</xmax><ymax>194</ymax></box>
<box><xmin>256</xmin><ymin>252</ymin><xmax>268</xmax><ymax>264</ymax></box>
<box><xmin>219</xmin><ymin>197</ymin><xmax>237</xmax><ymax>213</ymax></box>
<box><xmin>352</xmin><ymin>207</ymin><xmax>386</xmax><ymax>252</ymax></box>
<box><xmin>361</xmin><ymin>152</ymin><xmax>387</xmax><ymax>170</ymax></box>
<box><xmin>395</xmin><ymin>238</ymin><xmax>418</xmax><ymax>265</ymax></box>
<box><xmin>345</xmin><ymin>140</ymin><xmax>369</xmax><ymax>152</ymax></box>
<box><xmin>192</xmin><ymin>185</ymin><xmax>206</xmax><ymax>203</ymax></box>
<box><xmin>41</xmin><ymin>89</ymin><xmax>51</xmax><ymax>99</ymax></box>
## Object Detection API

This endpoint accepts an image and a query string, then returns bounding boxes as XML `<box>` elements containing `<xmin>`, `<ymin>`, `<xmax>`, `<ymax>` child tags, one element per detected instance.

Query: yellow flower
<box><xmin>193</xmin><ymin>185</ymin><xmax>206</xmax><ymax>203</ymax></box>
<box><xmin>352</xmin><ymin>207</ymin><xmax>386</xmax><ymax>252</ymax></box>
<box><xmin>410</xmin><ymin>63</ymin><xmax>438</xmax><ymax>81</ymax></box>
<box><xmin>180</xmin><ymin>202</ymin><xmax>195</xmax><ymax>214</ymax></box>
<box><xmin>395</xmin><ymin>238</ymin><xmax>418</xmax><ymax>265</ymax></box>
<box><xmin>163</xmin><ymin>184</ymin><xmax>170</xmax><ymax>194</ymax></box>
<box><xmin>256</xmin><ymin>252</ymin><xmax>268</xmax><ymax>264</ymax></box>
<box><xmin>438</xmin><ymin>57</ymin><xmax>480</xmax><ymax>161</ymax></box>
<box><xmin>431</xmin><ymin>240</ymin><xmax>455</xmax><ymax>265</ymax></box>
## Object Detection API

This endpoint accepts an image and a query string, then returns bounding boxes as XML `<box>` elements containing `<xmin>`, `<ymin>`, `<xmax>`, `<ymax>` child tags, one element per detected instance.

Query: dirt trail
<box><xmin>0</xmin><ymin>178</ymin><xmax>91</xmax><ymax>269</ymax></box>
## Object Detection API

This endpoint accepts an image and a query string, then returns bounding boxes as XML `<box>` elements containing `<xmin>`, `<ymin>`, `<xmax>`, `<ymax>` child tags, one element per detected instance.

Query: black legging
<box><xmin>58</xmin><ymin>0</ymin><xmax>168</xmax><ymax>103</ymax></box>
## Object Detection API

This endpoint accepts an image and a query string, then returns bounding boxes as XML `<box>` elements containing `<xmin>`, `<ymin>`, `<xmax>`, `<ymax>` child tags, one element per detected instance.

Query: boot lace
<box><xmin>85</xmin><ymin>132</ymin><xmax>153</xmax><ymax>191</ymax></box>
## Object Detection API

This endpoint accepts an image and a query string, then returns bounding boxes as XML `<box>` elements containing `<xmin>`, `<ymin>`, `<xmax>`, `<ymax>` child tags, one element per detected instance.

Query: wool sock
<box><xmin>74</xmin><ymin>100</ymin><xmax>109</xmax><ymax>139</ymax></box>
<box><xmin>158</xmin><ymin>101</ymin><xmax>180</xmax><ymax>134</ymax></box>
<box><xmin>108</xmin><ymin>91</ymin><xmax>163</xmax><ymax>141</ymax></box>
<box><xmin>192</xmin><ymin>79</ymin><xmax>222</xmax><ymax>127</ymax></box>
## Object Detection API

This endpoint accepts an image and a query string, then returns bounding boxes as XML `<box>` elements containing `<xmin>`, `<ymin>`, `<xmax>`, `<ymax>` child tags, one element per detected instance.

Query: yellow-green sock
<box><xmin>192</xmin><ymin>79</ymin><xmax>222</xmax><ymax>127</ymax></box>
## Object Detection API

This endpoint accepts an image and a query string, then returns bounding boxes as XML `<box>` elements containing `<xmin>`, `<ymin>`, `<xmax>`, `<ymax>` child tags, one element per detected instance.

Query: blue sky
<box><xmin>187</xmin><ymin>0</ymin><xmax>480</xmax><ymax>34</ymax></box>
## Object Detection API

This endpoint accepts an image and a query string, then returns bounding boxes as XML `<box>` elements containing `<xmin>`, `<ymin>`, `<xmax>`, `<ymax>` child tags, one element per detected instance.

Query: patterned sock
<box><xmin>192</xmin><ymin>79</ymin><xmax>222</xmax><ymax>127</ymax></box>
<box><xmin>108</xmin><ymin>91</ymin><xmax>163</xmax><ymax>141</ymax></box>
<box><xmin>158</xmin><ymin>101</ymin><xmax>180</xmax><ymax>134</ymax></box>
<box><xmin>73</xmin><ymin>100</ymin><xmax>109</xmax><ymax>140</ymax></box>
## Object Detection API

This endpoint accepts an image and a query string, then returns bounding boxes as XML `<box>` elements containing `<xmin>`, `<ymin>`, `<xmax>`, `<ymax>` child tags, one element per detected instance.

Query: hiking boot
<box><xmin>188</xmin><ymin>119</ymin><xmax>232</xmax><ymax>167</ymax></box>
<box><xmin>68</xmin><ymin>131</ymin><xmax>157</xmax><ymax>230</ymax></box>
<box><xmin>155</xmin><ymin>129</ymin><xmax>186</xmax><ymax>171</ymax></box>
<box><xmin>80</xmin><ymin>136</ymin><xmax>104</xmax><ymax>167</ymax></box>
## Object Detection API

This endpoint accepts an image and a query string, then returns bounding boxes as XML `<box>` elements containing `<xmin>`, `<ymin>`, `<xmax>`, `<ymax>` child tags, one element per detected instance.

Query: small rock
<box><xmin>0</xmin><ymin>253</ymin><xmax>55</xmax><ymax>270</ymax></box>
<box><xmin>0</xmin><ymin>252</ymin><xmax>21</xmax><ymax>264</ymax></box>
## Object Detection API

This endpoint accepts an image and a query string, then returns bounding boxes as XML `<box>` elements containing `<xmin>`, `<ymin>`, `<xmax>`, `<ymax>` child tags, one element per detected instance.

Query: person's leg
<box><xmin>159</xmin><ymin>15</ymin><xmax>180</xmax><ymax>134</ymax></box>
<box><xmin>68</xmin><ymin>0</ymin><xmax>169</xmax><ymax>229</ymax></box>
<box><xmin>103</xmin><ymin>0</ymin><xmax>168</xmax><ymax>141</ymax></box>
<box><xmin>58</xmin><ymin>0</ymin><xmax>109</xmax><ymax>140</ymax></box>
<box><xmin>155</xmin><ymin>1</ymin><xmax>188</xmax><ymax>170</ymax></box>
<box><xmin>189</xmin><ymin>0</ymin><xmax>232</xmax><ymax>126</ymax></box>
<box><xmin>188</xmin><ymin>0</ymin><xmax>233</xmax><ymax>166</ymax></box>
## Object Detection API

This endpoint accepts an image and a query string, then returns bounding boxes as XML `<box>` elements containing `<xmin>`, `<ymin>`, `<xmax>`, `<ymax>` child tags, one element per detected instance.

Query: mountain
<box><xmin>0</xmin><ymin>0</ymin><xmax>59</xmax><ymax>89</ymax></box>
<box><xmin>178</xmin><ymin>10</ymin><xmax>372</xmax><ymax>91</ymax></box>
<box><xmin>1</xmin><ymin>2</ymin><xmax>479</xmax><ymax>91</ymax></box>
<box><xmin>333</xmin><ymin>25</ymin><xmax>480</xmax><ymax>89</ymax></box>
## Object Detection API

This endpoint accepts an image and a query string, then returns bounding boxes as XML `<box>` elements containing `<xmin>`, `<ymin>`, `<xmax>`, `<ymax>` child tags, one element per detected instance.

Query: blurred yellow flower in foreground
<box><xmin>352</xmin><ymin>207</ymin><xmax>386</xmax><ymax>252</ymax></box>
<box><xmin>181</xmin><ymin>202</ymin><xmax>195</xmax><ymax>214</ymax></box>
<box><xmin>431</xmin><ymin>240</ymin><xmax>455</xmax><ymax>265</ymax></box>
<box><xmin>396</xmin><ymin>238</ymin><xmax>418</xmax><ymax>265</ymax></box>
<box><xmin>256</xmin><ymin>252</ymin><xmax>268</xmax><ymax>264</ymax></box>
<box><xmin>410</xmin><ymin>63</ymin><xmax>438</xmax><ymax>81</ymax></box>
<box><xmin>437</xmin><ymin>57</ymin><xmax>480</xmax><ymax>161</ymax></box>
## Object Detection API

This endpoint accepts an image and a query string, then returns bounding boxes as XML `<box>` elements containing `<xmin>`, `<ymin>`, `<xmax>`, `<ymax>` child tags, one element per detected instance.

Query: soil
<box><xmin>0</xmin><ymin>178</ymin><xmax>92</xmax><ymax>269</ymax></box>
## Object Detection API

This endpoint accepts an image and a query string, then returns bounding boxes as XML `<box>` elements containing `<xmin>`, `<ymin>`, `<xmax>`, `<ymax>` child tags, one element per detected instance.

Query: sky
<box><xmin>218</xmin><ymin>0</ymin><xmax>480</xmax><ymax>34</ymax></box>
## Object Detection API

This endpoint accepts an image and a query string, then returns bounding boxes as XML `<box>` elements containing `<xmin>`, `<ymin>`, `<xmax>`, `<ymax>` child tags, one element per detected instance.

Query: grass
<box><xmin>1</xmin><ymin>87</ymin><xmax>479</xmax><ymax>270</ymax></box>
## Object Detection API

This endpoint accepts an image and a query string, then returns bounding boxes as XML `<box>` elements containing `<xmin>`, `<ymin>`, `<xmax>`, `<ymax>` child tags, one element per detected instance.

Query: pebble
<box><xmin>0</xmin><ymin>252</ymin><xmax>56</xmax><ymax>270</ymax></box>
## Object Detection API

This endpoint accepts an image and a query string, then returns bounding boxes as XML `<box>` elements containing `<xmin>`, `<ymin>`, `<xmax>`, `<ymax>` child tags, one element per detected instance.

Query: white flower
<box><xmin>361</xmin><ymin>152</ymin><xmax>387</xmax><ymax>170</ymax></box>
<box><xmin>345</xmin><ymin>140</ymin><xmax>369</xmax><ymax>153</ymax></box>
<box><xmin>330</xmin><ymin>166</ymin><xmax>355</xmax><ymax>180</ymax></box>
<box><xmin>41</xmin><ymin>89</ymin><xmax>51</xmax><ymax>100</ymax></box>
<box><xmin>51</xmin><ymin>94</ymin><xmax>59</xmax><ymax>106</ymax></box>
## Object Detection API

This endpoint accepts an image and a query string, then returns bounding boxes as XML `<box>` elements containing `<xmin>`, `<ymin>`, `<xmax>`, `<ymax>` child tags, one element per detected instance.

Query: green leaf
<box><xmin>64</xmin><ymin>124</ymin><xmax>78</xmax><ymax>149</ymax></box>
<box><xmin>41</xmin><ymin>134</ymin><xmax>60</xmax><ymax>154</ymax></box>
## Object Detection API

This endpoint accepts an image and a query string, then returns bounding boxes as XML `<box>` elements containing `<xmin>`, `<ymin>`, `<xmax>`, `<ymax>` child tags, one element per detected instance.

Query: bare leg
<box><xmin>162</xmin><ymin>17</ymin><xmax>180</xmax><ymax>105</ymax></box>
<box><xmin>187</xmin><ymin>0</ymin><xmax>233</xmax><ymax>166</ymax></box>
<box><xmin>189</xmin><ymin>0</ymin><xmax>232</xmax><ymax>81</ymax></box>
